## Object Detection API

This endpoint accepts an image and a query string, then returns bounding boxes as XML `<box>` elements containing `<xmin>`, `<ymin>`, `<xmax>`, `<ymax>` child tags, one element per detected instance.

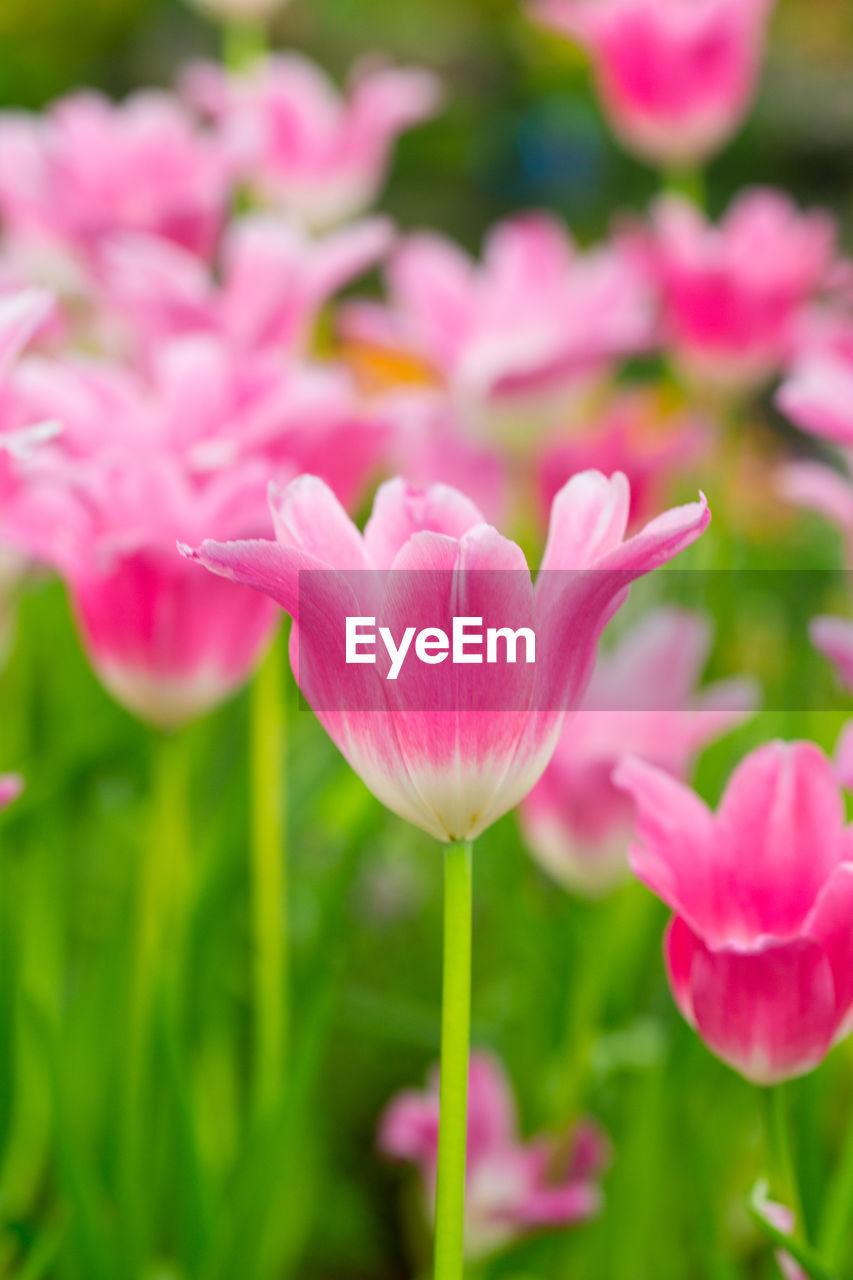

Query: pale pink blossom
<box><xmin>0</xmin><ymin>90</ymin><xmax>229</xmax><ymax>265</ymax></box>
<box><xmin>100</xmin><ymin>214</ymin><xmax>392</xmax><ymax>359</ymax></box>
<box><xmin>530</xmin><ymin>0</ymin><xmax>775</xmax><ymax>167</ymax></box>
<box><xmin>185</xmin><ymin>470</ymin><xmax>709</xmax><ymax>841</ymax></box>
<box><xmin>520</xmin><ymin>608</ymin><xmax>757</xmax><ymax>894</ymax></box>
<box><xmin>379</xmin><ymin>1052</ymin><xmax>608</xmax><ymax>1258</ymax></box>
<box><xmin>184</xmin><ymin>55</ymin><xmax>441</xmax><ymax>228</ymax></box>
<box><xmin>341</xmin><ymin>214</ymin><xmax>654</xmax><ymax>440</ymax></box>
<box><xmin>614</xmin><ymin>740</ymin><xmax>853</xmax><ymax>1083</ymax></box>
<box><xmin>647</xmin><ymin>190</ymin><xmax>837</xmax><ymax>392</ymax></box>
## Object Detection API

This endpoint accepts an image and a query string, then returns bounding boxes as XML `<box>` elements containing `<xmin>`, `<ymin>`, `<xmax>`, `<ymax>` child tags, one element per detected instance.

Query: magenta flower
<box><xmin>341</xmin><ymin>214</ymin><xmax>653</xmax><ymax>439</ymax></box>
<box><xmin>0</xmin><ymin>776</ymin><xmax>22</xmax><ymax>810</ymax></box>
<box><xmin>379</xmin><ymin>1052</ymin><xmax>608</xmax><ymax>1258</ymax></box>
<box><xmin>521</xmin><ymin>608</ymin><xmax>757</xmax><ymax>895</ymax></box>
<box><xmin>531</xmin><ymin>0</ymin><xmax>775</xmax><ymax>168</ymax></box>
<box><xmin>185</xmin><ymin>55</ymin><xmax>440</xmax><ymax>229</ymax></box>
<box><xmin>0</xmin><ymin>90</ymin><xmax>228</xmax><ymax>265</ymax></box>
<box><xmin>647</xmin><ymin>190</ymin><xmax>837</xmax><ymax>391</ymax></box>
<box><xmin>101</xmin><ymin>214</ymin><xmax>392</xmax><ymax>359</ymax></box>
<box><xmin>614</xmin><ymin>741</ymin><xmax>853</xmax><ymax>1084</ymax></box>
<box><xmin>185</xmin><ymin>470</ymin><xmax>708</xmax><ymax>840</ymax></box>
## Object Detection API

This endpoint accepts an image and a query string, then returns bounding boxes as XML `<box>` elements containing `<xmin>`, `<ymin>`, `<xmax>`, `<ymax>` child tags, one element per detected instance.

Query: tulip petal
<box><xmin>689</xmin><ymin>935</ymin><xmax>836</xmax><ymax>1084</ymax></box>
<box><xmin>716</xmin><ymin>740</ymin><xmax>847</xmax><ymax>938</ymax></box>
<box><xmin>614</xmin><ymin>756</ymin><xmax>718</xmax><ymax>936</ymax></box>
<box><xmin>363</xmin><ymin>477</ymin><xmax>485</xmax><ymax>569</ymax></box>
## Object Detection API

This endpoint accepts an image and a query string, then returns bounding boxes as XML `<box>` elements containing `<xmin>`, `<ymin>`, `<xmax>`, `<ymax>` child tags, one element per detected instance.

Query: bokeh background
<box><xmin>2</xmin><ymin>3</ymin><xmax>853</xmax><ymax>1280</ymax></box>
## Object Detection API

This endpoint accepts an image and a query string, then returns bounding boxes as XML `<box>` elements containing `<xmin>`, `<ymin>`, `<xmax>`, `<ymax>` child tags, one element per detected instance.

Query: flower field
<box><xmin>1</xmin><ymin>2</ymin><xmax>853</xmax><ymax>1279</ymax></box>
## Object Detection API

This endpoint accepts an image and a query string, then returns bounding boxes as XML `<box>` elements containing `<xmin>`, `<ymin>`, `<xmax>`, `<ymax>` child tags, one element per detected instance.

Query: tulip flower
<box><xmin>184</xmin><ymin>55</ymin><xmax>441</xmax><ymax>229</ymax></box>
<box><xmin>379</xmin><ymin>1052</ymin><xmax>609</xmax><ymax>1258</ymax></box>
<box><xmin>0</xmin><ymin>90</ymin><xmax>229</xmax><ymax>266</ymax></box>
<box><xmin>614</xmin><ymin>740</ymin><xmax>853</xmax><ymax>1084</ymax></box>
<box><xmin>341</xmin><ymin>214</ymin><xmax>654</xmax><ymax>441</ymax></box>
<box><xmin>530</xmin><ymin>0</ymin><xmax>775</xmax><ymax>169</ymax></box>
<box><xmin>647</xmin><ymin>190</ymin><xmax>837</xmax><ymax>392</ymax></box>
<box><xmin>521</xmin><ymin>608</ymin><xmax>757</xmax><ymax>895</ymax></box>
<box><xmin>185</xmin><ymin>470</ymin><xmax>709</xmax><ymax>842</ymax></box>
<box><xmin>100</xmin><ymin>214</ymin><xmax>393</xmax><ymax>361</ymax></box>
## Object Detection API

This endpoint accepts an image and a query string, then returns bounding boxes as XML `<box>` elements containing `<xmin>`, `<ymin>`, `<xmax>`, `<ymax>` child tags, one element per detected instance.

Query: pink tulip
<box><xmin>614</xmin><ymin>740</ymin><xmax>853</xmax><ymax>1084</ymax></box>
<box><xmin>537</xmin><ymin>388</ymin><xmax>707</xmax><ymax>533</ymax></box>
<box><xmin>0</xmin><ymin>776</ymin><xmax>22</xmax><ymax>810</ymax></box>
<box><xmin>647</xmin><ymin>190</ymin><xmax>837</xmax><ymax>391</ymax></box>
<box><xmin>340</xmin><ymin>214</ymin><xmax>654</xmax><ymax>439</ymax></box>
<box><xmin>185</xmin><ymin>470</ymin><xmax>709</xmax><ymax>840</ymax></box>
<box><xmin>530</xmin><ymin>0</ymin><xmax>775</xmax><ymax>167</ymax></box>
<box><xmin>0</xmin><ymin>90</ymin><xmax>229</xmax><ymax>265</ymax></box>
<box><xmin>184</xmin><ymin>55</ymin><xmax>441</xmax><ymax>229</ymax></box>
<box><xmin>379</xmin><ymin>1052</ymin><xmax>608</xmax><ymax>1258</ymax></box>
<box><xmin>520</xmin><ymin>608</ymin><xmax>757</xmax><ymax>894</ymax></box>
<box><xmin>100</xmin><ymin>214</ymin><xmax>392</xmax><ymax>359</ymax></box>
<box><xmin>4</xmin><ymin>351</ymin><xmax>274</xmax><ymax>727</ymax></box>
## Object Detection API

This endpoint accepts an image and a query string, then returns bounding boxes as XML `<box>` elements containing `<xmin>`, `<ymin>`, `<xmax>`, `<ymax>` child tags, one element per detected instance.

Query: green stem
<box><xmin>121</xmin><ymin>729</ymin><xmax>192</xmax><ymax>1265</ymax></box>
<box><xmin>224</xmin><ymin>19</ymin><xmax>267</xmax><ymax>73</ymax></box>
<box><xmin>249</xmin><ymin>631</ymin><xmax>289</xmax><ymax>1123</ymax></box>
<box><xmin>818</xmin><ymin>1091</ymin><xmax>853</xmax><ymax>1266</ymax></box>
<box><xmin>433</xmin><ymin>839</ymin><xmax>473</xmax><ymax>1280</ymax></box>
<box><xmin>663</xmin><ymin>166</ymin><xmax>706</xmax><ymax>207</ymax></box>
<box><xmin>762</xmin><ymin>1085</ymin><xmax>804</xmax><ymax>1233</ymax></box>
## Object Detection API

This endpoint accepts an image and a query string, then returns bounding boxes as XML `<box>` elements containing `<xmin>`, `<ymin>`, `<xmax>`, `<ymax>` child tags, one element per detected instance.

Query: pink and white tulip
<box><xmin>647</xmin><ymin>190</ymin><xmax>837</xmax><ymax>392</ymax></box>
<box><xmin>341</xmin><ymin>214</ymin><xmax>654</xmax><ymax>440</ymax></box>
<box><xmin>0</xmin><ymin>90</ymin><xmax>229</xmax><ymax>266</ymax></box>
<box><xmin>185</xmin><ymin>470</ymin><xmax>709</xmax><ymax>841</ymax></box>
<box><xmin>615</xmin><ymin>740</ymin><xmax>853</xmax><ymax>1084</ymax></box>
<box><xmin>531</xmin><ymin>0</ymin><xmax>775</xmax><ymax>168</ymax></box>
<box><xmin>185</xmin><ymin>55</ymin><xmax>440</xmax><ymax>229</ymax></box>
<box><xmin>379</xmin><ymin>1052</ymin><xmax>608</xmax><ymax>1258</ymax></box>
<box><xmin>520</xmin><ymin>608</ymin><xmax>757</xmax><ymax>895</ymax></box>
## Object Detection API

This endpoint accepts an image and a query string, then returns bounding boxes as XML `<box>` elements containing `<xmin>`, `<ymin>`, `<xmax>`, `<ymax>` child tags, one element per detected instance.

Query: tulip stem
<box><xmin>762</xmin><ymin>1085</ymin><xmax>805</xmax><ymax>1238</ymax></box>
<box><xmin>224</xmin><ymin>19</ymin><xmax>267</xmax><ymax>72</ymax></box>
<box><xmin>663</xmin><ymin>167</ymin><xmax>706</xmax><ymax>208</ymax></box>
<box><xmin>434</xmin><ymin>838</ymin><xmax>473</xmax><ymax>1280</ymax></box>
<box><xmin>121</xmin><ymin>728</ymin><xmax>192</xmax><ymax>1264</ymax></box>
<box><xmin>249</xmin><ymin>631</ymin><xmax>289</xmax><ymax>1123</ymax></box>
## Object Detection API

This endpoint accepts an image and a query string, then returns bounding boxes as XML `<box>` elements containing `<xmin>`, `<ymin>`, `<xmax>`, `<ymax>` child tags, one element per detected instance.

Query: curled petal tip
<box><xmin>176</xmin><ymin>541</ymin><xmax>199</xmax><ymax>561</ymax></box>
